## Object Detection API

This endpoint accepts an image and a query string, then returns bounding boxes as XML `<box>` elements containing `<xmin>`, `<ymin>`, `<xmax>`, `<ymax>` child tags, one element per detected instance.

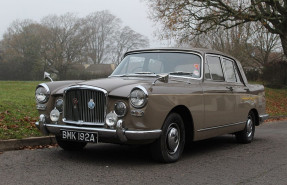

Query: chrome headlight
<box><xmin>114</xmin><ymin>102</ymin><xmax>127</xmax><ymax>117</ymax></box>
<box><xmin>129</xmin><ymin>86</ymin><xmax>148</xmax><ymax>108</ymax></box>
<box><xmin>35</xmin><ymin>84</ymin><xmax>50</xmax><ymax>103</ymax></box>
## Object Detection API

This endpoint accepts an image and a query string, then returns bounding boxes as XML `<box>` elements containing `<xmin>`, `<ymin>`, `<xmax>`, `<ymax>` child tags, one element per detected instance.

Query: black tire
<box><xmin>235</xmin><ymin>111</ymin><xmax>256</xmax><ymax>144</ymax></box>
<box><xmin>150</xmin><ymin>113</ymin><xmax>185</xmax><ymax>163</ymax></box>
<box><xmin>56</xmin><ymin>136</ymin><xmax>87</xmax><ymax>151</ymax></box>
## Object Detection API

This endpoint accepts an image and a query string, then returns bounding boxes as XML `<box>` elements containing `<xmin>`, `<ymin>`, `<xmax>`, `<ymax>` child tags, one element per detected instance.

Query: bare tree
<box><xmin>147</xmin><ymin>0</ymin><xmax>287</xmax><ymax>57</ymax></box>
<box><xmin>111</xmin><ymin>26</ymin><xmax>149</xmax><ymax>65</ymax></box>
<box><xmin>40</xmin><ymin>13</ymin><xmax>87</xmax><ymax>79</ymax></box>
<box><xmin>83</xmin><ymin>11</ymin><xmax>120</xmax><ymax>64</ymax></box>
<box><xmin>246</xmin><ymin>24</ymin><xmax>283</xmax><ymax>66</ymax></box>
<box><xmin>179</xmin><ymin>22</ymin><xmax>281</xmax><ymax>67</ymax></box>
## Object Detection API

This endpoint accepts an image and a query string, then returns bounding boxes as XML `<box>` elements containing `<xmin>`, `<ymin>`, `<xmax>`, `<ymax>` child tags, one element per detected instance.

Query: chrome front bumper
<box><xmin>35</xmin><ymin>116</ymin><xmax>162</xmax><ymax>143</ymax></box>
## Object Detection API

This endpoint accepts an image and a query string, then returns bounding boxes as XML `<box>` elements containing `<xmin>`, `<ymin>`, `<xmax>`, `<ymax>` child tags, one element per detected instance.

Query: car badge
<box><xmin>73</xmin><ymin>98</ymin><xmax>78</xmax><ymax>109</ymax></box>
<box><xmin>88</xmin><ymin>99</ymin><xmax>95</xmax><ymax>110</ymax></box>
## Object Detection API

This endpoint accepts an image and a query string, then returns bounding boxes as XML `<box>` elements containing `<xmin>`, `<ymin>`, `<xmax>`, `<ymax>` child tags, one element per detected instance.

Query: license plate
<box><xmin>60</xmin><ymin>130</ymin><xmax>98</xmax><ymax>143</ymax></box>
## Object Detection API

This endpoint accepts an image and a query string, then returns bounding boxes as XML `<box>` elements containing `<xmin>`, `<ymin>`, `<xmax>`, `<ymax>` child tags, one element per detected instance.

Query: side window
<box><xmin>222</xmin><ymin>58</ymin><xmax>236</xmax><ymax>82</ymax></box>
<box><xmin>206</xmin><ymin>55</ymin><xmax>224</xmax><ymax>81</ymax></box>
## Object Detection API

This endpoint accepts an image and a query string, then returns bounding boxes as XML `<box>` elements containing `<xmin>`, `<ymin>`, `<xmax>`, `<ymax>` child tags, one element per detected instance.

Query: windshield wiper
<box><xmin>112</xmin><ymin>72</ymin><xmax>157</xmax><ymax>77</ymax></box>
<box><xmin>134</xmin><ymin>72</ymin><xmax>155</xmax><ymax>75</ymax></box>
<box><xmin>169</xmin><ymin>71</ymin><xmax>193</xmax><ymax>76</ymax></box>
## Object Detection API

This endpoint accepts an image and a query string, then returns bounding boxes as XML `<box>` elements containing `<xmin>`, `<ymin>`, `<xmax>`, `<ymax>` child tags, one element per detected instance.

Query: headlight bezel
<box><xmin>129</xmin><ymin>86</ymin><xmax>148</xmax><ymax>108</ymax></box>
<box><xmin>35</xmin><ymin>84</ymin><xmax>50</xmax><ymax>104</ymax></box>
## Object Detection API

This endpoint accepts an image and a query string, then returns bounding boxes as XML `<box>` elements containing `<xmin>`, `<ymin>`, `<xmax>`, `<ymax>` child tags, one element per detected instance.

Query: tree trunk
<box><xmin>280</xmin><ymin>34</ymin><xmax>287</xmax><ymax>59</ymax></box>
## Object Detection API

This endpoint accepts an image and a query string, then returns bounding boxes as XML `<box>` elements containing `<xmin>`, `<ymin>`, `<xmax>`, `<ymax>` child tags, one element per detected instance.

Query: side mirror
<box><xmin>44</xmin><ymin>72</ymin><xmax>53</xmax><ymax>82</ymax></box>
<box><xmin>152</xmin><ymin>74</ymin><xmax>169</xmax><ymax>85</ymax></box>
<box><xmin>158</xmin><ymin>74</ymin><xmax>169</xmax><ymax>83</ymax></box>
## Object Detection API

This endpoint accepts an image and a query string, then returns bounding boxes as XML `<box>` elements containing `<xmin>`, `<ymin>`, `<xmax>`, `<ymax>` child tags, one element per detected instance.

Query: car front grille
<box><xmin>63</xmin><ymin>86</ymin><xmax>107</xmax><ymax>126</ymax></box>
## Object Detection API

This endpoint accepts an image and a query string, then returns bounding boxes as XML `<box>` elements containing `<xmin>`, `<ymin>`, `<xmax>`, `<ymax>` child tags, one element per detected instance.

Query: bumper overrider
<box><xmin>35</xmin><ymin>115</ymin><xmax>162</xmax><ymax>143</ymax></box>
<box><xmin>259</xmin><ymin>114</ymin><xmax>269</xmax><ymax>123</ymax></box>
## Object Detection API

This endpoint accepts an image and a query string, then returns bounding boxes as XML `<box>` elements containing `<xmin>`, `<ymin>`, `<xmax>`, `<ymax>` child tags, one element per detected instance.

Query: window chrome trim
<box><xmin>221</xmin><ymin>57</ymin><xmax>238</xmax><ymax>83</ymax></box>
<box><xmin>205</xmin><ymin>54</ymin><xmax>225</xmax><ymax>82</ymax></box>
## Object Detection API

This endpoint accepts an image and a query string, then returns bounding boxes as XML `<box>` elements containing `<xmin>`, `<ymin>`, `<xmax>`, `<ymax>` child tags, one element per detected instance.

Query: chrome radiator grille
<box><xmin>63</xmin><ymin>87</ymin><xmax>107</xmax><ymax>125</ymax></box>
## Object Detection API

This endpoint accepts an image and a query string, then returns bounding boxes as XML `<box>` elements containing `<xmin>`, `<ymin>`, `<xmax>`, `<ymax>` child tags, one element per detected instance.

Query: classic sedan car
<box><xmin>35</xmin><ymin>48</ymin><xmax>268</xmax><ymax>163</ymax></box>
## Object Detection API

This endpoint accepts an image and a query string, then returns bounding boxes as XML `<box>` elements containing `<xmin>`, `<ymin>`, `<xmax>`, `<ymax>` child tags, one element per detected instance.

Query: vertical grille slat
<box><xmin>63</xmin><ymin>87</ymin><xmax>106</xmax><ymax>125</ymax></box>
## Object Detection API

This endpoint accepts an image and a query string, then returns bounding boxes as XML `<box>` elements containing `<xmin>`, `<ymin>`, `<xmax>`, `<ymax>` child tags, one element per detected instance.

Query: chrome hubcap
<box><xmin>167</xmin><ymin>123</ymin><xmax>180</xmax><ymax>154</ymax></box>
<box><xmin>246</xmin><ymin>116</ymin><xmax>253</xmax><ymax>138</ymax></box>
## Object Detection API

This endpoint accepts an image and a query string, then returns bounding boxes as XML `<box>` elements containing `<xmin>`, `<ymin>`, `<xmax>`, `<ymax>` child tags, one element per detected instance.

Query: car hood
<box><xmin>50</xmin><ymin>77</ymin><xmax>154</xmax><ymax>98</ymax></box>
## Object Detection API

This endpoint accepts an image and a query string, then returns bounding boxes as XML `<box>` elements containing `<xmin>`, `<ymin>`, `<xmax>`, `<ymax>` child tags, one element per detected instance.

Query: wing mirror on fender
<box><xmin>44</xmin><ymin>72</ymin><xmax>53</xmax><ymax>82</ymax></box>
<box><xmin>152</xmin><ymin>74</ymin><xmax>169</xmax><ymax>85</ymax></box>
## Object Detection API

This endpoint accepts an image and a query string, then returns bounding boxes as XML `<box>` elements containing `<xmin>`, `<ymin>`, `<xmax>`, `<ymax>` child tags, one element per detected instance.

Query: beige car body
<box><xmin>35</xmin><ymin>48</ymin><xmax>268</xmax><ymax>161</ymax></box>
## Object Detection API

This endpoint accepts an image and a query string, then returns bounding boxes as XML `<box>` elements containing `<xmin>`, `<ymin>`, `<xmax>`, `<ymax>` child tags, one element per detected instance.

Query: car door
<box><xmin>201</xmin><ymin>54</ymin><xmax>237</xmax><ymax>130</ymax></box>
<box><xmin>222</xmin><ymin>58</ymin><xmax>249</xmax><ymax>123</ymax></box>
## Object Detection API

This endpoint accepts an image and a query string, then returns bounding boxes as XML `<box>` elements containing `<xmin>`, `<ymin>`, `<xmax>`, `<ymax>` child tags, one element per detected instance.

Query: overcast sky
<box><xmin>0</xmin><ymin>0</ymin><xmax>168</xmax><ymax>47</ymax></box>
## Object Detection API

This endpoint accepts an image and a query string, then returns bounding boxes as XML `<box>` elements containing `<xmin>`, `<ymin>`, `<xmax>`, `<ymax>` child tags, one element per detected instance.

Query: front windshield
<box><xmin>111</xmin><ymin>52</ymin><xmax>202</xmax><ymax>78</ymax></box>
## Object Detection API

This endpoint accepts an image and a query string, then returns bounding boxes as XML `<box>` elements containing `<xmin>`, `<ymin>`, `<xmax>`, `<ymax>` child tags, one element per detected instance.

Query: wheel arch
<box><xmin>168</xmin><ymin>105</ymin><xmax>194</xmax><ymax>143</ymax></box>
<box><xmin>250</xmin><ymin>108</ymin><xmax>260</xmax><ymax>126</ymax></box>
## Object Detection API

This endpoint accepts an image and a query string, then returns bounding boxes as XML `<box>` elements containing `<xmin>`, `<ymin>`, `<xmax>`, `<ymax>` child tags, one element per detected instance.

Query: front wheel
<box><xmin>235</xmin><ymin>111</ymin><xmax>256</xmax><ymax>144</ymax></box>
<box><xmin>56</xmin><ymin>136</ymin><xmax>87</xmax><ymax>151</ymax></box>
<box><xmin>150</xmin><ymin>113</ymin><xmax>185</xmax><ymax>163</ymax></box>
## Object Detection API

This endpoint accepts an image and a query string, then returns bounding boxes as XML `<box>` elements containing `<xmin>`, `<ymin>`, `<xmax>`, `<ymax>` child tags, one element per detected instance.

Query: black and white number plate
<box><xmin>61</xmin><ymin>130</ymin><xmax>98</xmax><ymax>143</ymax></box>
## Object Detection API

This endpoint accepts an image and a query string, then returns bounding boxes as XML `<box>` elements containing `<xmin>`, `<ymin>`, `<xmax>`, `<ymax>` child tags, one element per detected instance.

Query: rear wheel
<box><xmin>56</xmin><ymin>136</ymin><xmax>87</xmax><ymax>151</ymax></box>
<box><xmin>235</xmin><ymin>111</ymin><xmax>255</xmax><ymax>144</ymax></box>
<box><xmin>151</xmin><ymin>113</ymin><xmax>185</xmax><ymax>163</ymax></box>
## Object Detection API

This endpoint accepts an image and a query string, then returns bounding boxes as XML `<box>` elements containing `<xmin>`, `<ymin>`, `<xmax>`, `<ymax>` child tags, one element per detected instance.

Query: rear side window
<box><xmin>222</xmin><ymin>58</ymin><xmax>236</xmax><ymax>82</ymax></box>
<box><xmin>206</xmin><ymin>56</ymin><xmax>224</xmax><ymax>81</ymax></box>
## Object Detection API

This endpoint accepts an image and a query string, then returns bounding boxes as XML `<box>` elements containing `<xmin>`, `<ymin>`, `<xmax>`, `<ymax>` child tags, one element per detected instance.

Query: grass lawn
<box><xmin>0</xmin><ymin>81</ymin><xmax>287</xmax><ymax>140</ymax></box>
<box><xmin>0</xmin><ymin>81</ymin><xmax>43</xmax><ymax>140</ymax></box>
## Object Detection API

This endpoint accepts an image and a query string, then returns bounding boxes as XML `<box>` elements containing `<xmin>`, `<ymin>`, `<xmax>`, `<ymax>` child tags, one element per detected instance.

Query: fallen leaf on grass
<box><xmin>4</xmin><ymin>111</ymin><xmax>10</xmax><ymax>115</ymax></box>
<box><xmin>7</xmin><ymin>124</ymin><xmax>19</xmax><ymax>129</ymax></box>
